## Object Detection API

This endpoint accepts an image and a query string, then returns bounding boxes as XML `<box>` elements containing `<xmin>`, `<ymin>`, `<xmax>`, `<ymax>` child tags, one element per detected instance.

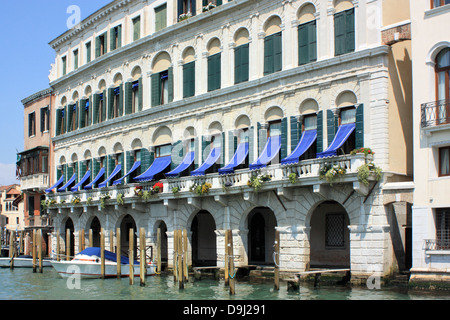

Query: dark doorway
<box><xmin>64</xmin><ymin>218</ymin><xmax>75</xmax><ymax>258</ymax></box>
<box><xmin>247</xmin><ymin>207</ymin><xmax>277</xmax><ymax>264</ymax></box>
<box><xmin>157</xmin><ymin>221</ymin><xmax>168</xmax><ymax>270</ymax></box>
<box><xmin>250</xmin><ymin>212</ymin><xmax>265</xmax><ymax>262</ymax></box>
<box><xmin>191</xmin><ymin>210</ymin><xmax>216</xmax><ymax>266</ymax></box>
<box><xmin>120</xmin><ymin>214</ymin><xmax>137</xmax><ymax>258</ymax></box>
<box><xmin>90</xmin><ymin>216</ymin><xmax>101</xmax><ymax>247</ymax></box>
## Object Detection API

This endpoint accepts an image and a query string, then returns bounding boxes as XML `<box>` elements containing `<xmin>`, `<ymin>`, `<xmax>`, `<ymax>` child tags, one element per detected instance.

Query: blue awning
<box><xmin>249</xmin><ymin>135</ymin><xmax>281</xmax><ymax>170</ymax></box>
<box><xmin>281</xmin><ymin>130</ymin><xmax>317</xmax><ymax>165</ymax></box>
<box><xmin>166</xmin><ymin>152</ymin><xmax>195</xmax><ymax>178</ymax></box>
<box><xmin>84</xmin><ymin>167</ymin><xmax>105</xmax><ymax>190</ymax></box>
<box><xmin>45</xmin><ymin>175</ymin><xmax>64</xmax><ymax>193</ymax></box>
<box><xmin>190</xmin><ymin>148</ymin><xmax>221</xmax><ymax>177</ymax></box>
<box><xmin>112</xmin><ymin>161</ymin><xmax>141</xmax><ymax>186</ymax></box>
<box><xmin>98</xmin><ymin>165</ymin><xmax>122</xmax><ymax>188</ymax></box>
<box><xmin>317</xmin><ymin>123</ymin><xmax>356</xmax><ymax>158</ymax></box>
<box><xmin>134</xmin><ymin>156</ymin><xmax>171</xmax><ymax>182</ymax></box>
<box><xmin>219</xmin><ymin>142</ymin><xmax>249</xmax><ymax>175</ymax></box>
<box><xmin>70</xmin><ymin>170</ymin><xmax>91</xmax><ymax>192</ymax></box>
<box><xmin>57</xmin><ymin>173</ymin><xmax>77</xmax><ymax>192</ymax></box>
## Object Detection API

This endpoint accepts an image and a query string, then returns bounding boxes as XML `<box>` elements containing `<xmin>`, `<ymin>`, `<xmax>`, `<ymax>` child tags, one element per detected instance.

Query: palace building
<box><xmin>44</xmin><ymin>0</ymin><xmax>414</xmax><ymax>282</ymax></box>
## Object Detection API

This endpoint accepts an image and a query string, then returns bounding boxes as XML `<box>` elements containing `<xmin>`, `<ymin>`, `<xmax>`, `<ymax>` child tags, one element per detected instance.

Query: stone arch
<box><xmin>113</xmin><ymin>72</ymin><xmax>123</xmax><ymax>86</ymax></box>
<box><xmin>84</xmin><ymin>85</ymin><xmax>92</xmax><ymax>98</ymax></box>
<box><xmin>83</xmin><ymin>150</ymin><xmax>92</xmax><ymax>160</ymax></box>
<box><xmin>234</xmin><ymin>27</ymin><xmax>250</xmax><ymax>46</ymax></box>
<box><xmin>60</xmin><ymin>96</ymin><xmax>67</xmax><ymax>107</ymax></box>
<box><xmin>152</xmin><ymin>51</ymin><xmax>172</xmax><ymax>73</ymax></box>
<box><xmin>207</xmin><ymin>37</ymin><xmax>221</xmax><ymax>55</ymax></box>
<box><xmin>264</xmin><ymin>105</ymin><xmax>284</xmax><ymax>122</ymax></box>
<box><xmin>97</xmin><ymin>146</ymin><xmax>107</xmax><ymax>157</ymax></box>
<box><xmin>131</xmin><ymin>138</ymin><xmax>143</xmax><ymax>150</ymax></box>
<box><xmin>71</xmin><ymin>90</ymin><xmax>79</xmax><ymax>103</ymax></box>
<box><xmin>263</xmin><ymin>15</ymin><xmax>282</xmax><ymax>36</ymax></box>
<box><xmin>182</xmin><ymin>46</ymin><xmax>196</xmax><ymax>64</ymax></box>
<box><xmin>98</xmin><ymin>79</ymin><xmax>107</xmax><ymax>92</ymax></box>
<box><xmin>131</xmin><ymin>65</ymin><xmax>142</xmax><ymax>81</ymax></box>
<box><xmin>152</xmin><ymin>126</ymin><xmax>173</xmax><ymax>146</ymax></box>
<box><xmin>235</xmin><ymin>114</ymin><xmax>251</xmax><ymax>129</ymax></box>
<box><xmin>190</xmin><ymin>210</ymin><xmax>217</xmax><ymax>266</ymax></box>
<box><xmin>300</xmin><ymin>98</ymin><xmax>319</xmax><ymax>115</ymax></box>
<box><xmin>70</xmin><ymin>153</ymin><xmax>78</xmax><ymax>164</ymax></box>
<box><xmin>113</xmin><ymin>142</ymin><xmax>124</xmax><ymax>154</ymax></box>
<box><xmin>297</xmin><ymin>2</ymin><xmax>317</xmax><ymax>24</ymax></box>
<box><xmin>336</xmin><ymin>90</ymin><xmax>358</xmax><ymax>108</ymax></box>
<box><xmin>334</xmin><ymin>0</ymin><xmax>354</xmax><ymax>13</ymax></box>
<box><xmin>59</xmin><ymin>155</ymin><xmax>67</xmax><ymax>166</ymax></box>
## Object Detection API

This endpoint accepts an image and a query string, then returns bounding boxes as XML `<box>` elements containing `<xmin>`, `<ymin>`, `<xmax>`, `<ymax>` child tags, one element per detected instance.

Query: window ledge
<box><xmin>425</xmin><ymin>5</ymin><xmax>450</xmax><ymax>19</ymax></box>
<box><xmin>425</xmin><ymin>250</ymin><xmax>450</xmax><ymax>255</ymax></box>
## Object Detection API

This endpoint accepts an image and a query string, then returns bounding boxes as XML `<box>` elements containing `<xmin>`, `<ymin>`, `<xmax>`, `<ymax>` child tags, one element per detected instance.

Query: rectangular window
<box><xmin>28</xmin><ymin>112</ymin><xmax>36</xmax><ymax>137</ymax></box>
<box><xmin>155</xmin><ymin>144</ymin><xmax>172</xmax><ymax>158</ymax></box>
<box><xmin>73</xmin><ymin>49</ymin><xmax>79</xmax><ymax>70</ymax></box>
<box><xmin>40</xmin><ymin>106</ymin><xmax>49</xmax><ymax>133</ymax></box>
<box><xmin>325</xmin><ymin>213</ymin><xmax>345</xmax><ymax>248</ymax></box>
<box><xmin>155</xmin><ymin>4</ymin><xmax>167</xmax><ymax>32</ymax></box>
<box><xmin>62</xmin><ymin>56</ymin><xmax>67</xmax><ymax>76</ymax></box>
<box><xmin>151</xmin><ymin>69</ymin><xmax>173</xmax><ymax>107</ymax></box>
<box><xmin>111</xmin><ymin>25</ymin><xmax>122</xmax><ymax>51</ymax></box>
<box><xmin>86</xmin><ymin>41</ymin><xmax>91</xmax><ymax>63</ymax></box>
<box><xmin>268</xmin><ymin>120</ymin><xmax>282</xmax><ymax>137</ymax></box>
<box><xmin>133</xmin><ymin>16</ymin><xmax>141</xmax><ymax>41</ymax></box>
<box><xmin>96</xmin><ymin>33</ymin><xmax>107</xmax><ymax>58</ymax></box>
<box><xmin>334</xmin><ymin>8</ymin><xmax>355</xmax><ymax>56</ymax></box>
<box><xmin>432</xmin><ymin>0</ymin><xmax>450</xmax><ymax>8</ymax></box>
<box><xmin>340</xmin><ymin>107</ymin><xmax>356</xmax><ymax>125</ymax></box>
<box><xmin>439</xmin><ymin>146</ymin><xmax>450</xmax><ymax>176</ymax></box>
<box><xmin>42</xmin><ymin>155</ymin><xmax>48</xmax><ymax>173</ymax></box>
<box><xmin>304</xmin><ymin>114</ymin><xmax>317</xmax><ymax>131</ymax></box>
<box><xmin>132</xmin><ymin>81</ymin><xmax>139</xmax><ymax>113</ymax></box>
<box><xmin>160</xmin><ymin>71</ymin><xmax>169</xmax><ymax>105</ymax></box>
<box><xmin>435</xmin><ymin>208</ymin><xmax>450</xmax><ymax>249</ymax></box>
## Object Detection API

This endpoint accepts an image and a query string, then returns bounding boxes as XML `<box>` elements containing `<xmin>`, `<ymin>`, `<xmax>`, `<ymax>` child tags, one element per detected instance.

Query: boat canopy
<box><xmin>84</xmin><ymin>167</ymin><xmax>105</xmax><ymax>190</ymax></box>
<box><xmin>45</xmin><ymin>175</ymin><xmax>64</xmax><ymax>193</ymax></box>
<box><xmin>218</xmin><ymin>142</ymin><xmax>249</xmax><ymax>175</ymax></box>
<box><xmin>57</xmin><ymin>173</ymin><xmax>77</xmax><ymax>192</ymax></box>
<box><xmin>281</xmin><ymin>130</ymin><xmax>317</xmax><ymax>165</ymax></box>
<box><xmin>71</xmin><ymin>170</ymin><xmax>91</xmax><ymax>192</ymax></box>
<box><xmin>77</xmin><ymin>247</ymin><xmax>138</xmax><ymax>265</ymax></box>
<box><xmin>166</xmin><ymin>152</ymin><xmax>195</xmax><ymax>178</ymax></box>
<box><xmin>112</xmin><ymin>161</ymin><xmax>141</xmax><ymax>186</ymax></box>
<box><xmin>190</xmin><ymin>148</ymin><xmax>221</xmax><ymax>177</ymax></box>
<box><xmin>98</xmin><ymin>165</ymin><xmax>122</xmax><ymax>188</ymax></box>
<box><xmin>249</xmin><ymin>135</ymin><xmax>281</xmax><ymax>170</ymax></box>
<box><xmin>317</xmin><ymin>123</ymin><xmax>355</xmax><ymax>158</ymax></box>
<box><xmin>134</xmin><ymin>156</ymin><xmax>171</xmax><ymax>182</ymax></box>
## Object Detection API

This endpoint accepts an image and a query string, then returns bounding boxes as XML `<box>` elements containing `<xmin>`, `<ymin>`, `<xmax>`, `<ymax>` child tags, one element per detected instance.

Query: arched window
<box><xmin>435</xmin><ymin>48</ymin><xmax>450</xmax><ymax>124</ymax></box>
<box><xmin>151</xmin><ymin>52</ymin><xmax>173</xmax><ymax>106</ymax></box>
<box><xmin>334</xmin><ymin>0</ymin><xmax>355</xmax><ymax>56</ymax></box>
<box><xmin>263</xmin><ymin>16</ymin><xmax>282</xmax><ymax>75</ymax></box>
<box><xmin>207</xmin><ymin>38</ymin><xmax>222</xmax><ymax>92</ymax></box>
<box><xmin>182</xmin><ymin>47</ymin><xmax>196</xmax><ymax>98</ymax></box>
<box><xmin>298</xmin><ymin>3</ymin><xmax>317</xmax><ymax>65</ymax></box>
<box><xmin>234</xmin><ymin>28</ymin><xmax>249</xmax><ymax>84</ymax></box>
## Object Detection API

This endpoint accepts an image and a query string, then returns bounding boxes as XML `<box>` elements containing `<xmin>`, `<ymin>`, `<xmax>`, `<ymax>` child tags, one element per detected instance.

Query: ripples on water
<box><xmin>0</xmin><ymin>268</ymin><xmax>449</xmax><ymax>301</ymax></box>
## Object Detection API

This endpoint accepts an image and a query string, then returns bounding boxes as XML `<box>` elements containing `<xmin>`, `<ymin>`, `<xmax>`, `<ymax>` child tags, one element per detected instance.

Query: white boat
<box><xmin>51</xmin><ymin>247</ymin><xmax>156</xmax><ymax>279</ymax></box>
<box><xmin>0</xmin><ymin>255</ymin><xmax>53</xmax><ymax>268</ymax></box>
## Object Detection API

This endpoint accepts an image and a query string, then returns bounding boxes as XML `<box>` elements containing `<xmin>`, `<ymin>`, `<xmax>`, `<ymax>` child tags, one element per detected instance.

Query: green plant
<box><xmin>142</xmin><ymin>190</ymin><xmax>151</xmax><ymax>201</ymax></box>
<box><xmin>350</xmin><ymin>147</ymin><xmax>375</xmax><ymax>156</ymax></box>
<box><xmin>357</xmin><ymin>162</ymin><xmax>382</xmax><ymax>186</ymax></box>
<box><xmin>86</xmin><ymin>197</ymin><xmax>93</xmax><ymax>205</ymax></box>
<box><xmin>288</xmin><ymin>172</ymin><xmax>298</xmax><ymax>184</ymax></box>
<box><xmin>172</xmin><ymin>186</ymin><xmax>180</xmax><ymax>194</ymax></box>
<box><xmin>100</xmin><ymin>193</ymin><xmax>110</xmax><ymax>209</ymax></box>
<box><xmin>247</xmin><ymin>175</ymin><xmax>262</xmax><ymax>192</ymax></box>
<box><xmin>117</xmin><ymin>193</ymin><xmax>124</xmax><ymax>205</ymax></box>
<box><xmin>71</xmin><ymin>196</ymin><xmax>81</xmax><ymax>205</ymax></box>
<box><xmin>191</xmin><ymin>182</ymin><xmax>212</xmax><ymax>196</ymax></box>
<box><xmin>319</xmin><ymin>164</ymin><xmax>346</xmax><ymax>185</ymax></box>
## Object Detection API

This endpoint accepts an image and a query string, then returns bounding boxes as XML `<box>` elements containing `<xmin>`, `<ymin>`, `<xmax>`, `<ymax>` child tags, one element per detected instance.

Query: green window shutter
<box><xmin>107</xmin><ymin>155</ymin><xmax>115</xmax><ymax>180</ymax></box>
<box><xmin>273</xmin><ymin>32</ymin><xmax>282</xmax><ymax>73</ymax></box>
<box><xmin>63</xmin><ymin>106</ymin><xmax>67</xmax><ymax>134</ymax></box>
<box><xmin>118</xmin><ymin>153</ymin><xmax>124</xmax><ymax>180</ymax></box>
<box><xmin>327</xmin><ymin>110</ymin><xmax>338</xmax><ymax>148</ymax></box>
<box><xmin>67</xmin><ymin>105</ymin><xmax>73</xmax><ymax>133</ymax></box>
<box><xmin>235</xmin><ymin>43</ymin><xmax>249</xmax><ymax>84</ymax></box>
<box><xmin>208</xmin><ymin>53</ymin><xmax>221</xmax><ymax>91</ymax></box>
<box><xmin>101</xmin><ymin>90</ymin><xmax>107</xmax><ymax>122</ymax></box>
<box><xmin>194</xmin><ymin>137</ymin><xmax>199</xmax><ymax>169</ymax></box>
<box><xmin>75</xmin><ymin>102</ymin><xmax>79</xmax><ymax>130</ymax></box>
<box><xmin>216</xmin><ymin>0</ymin><xmax>222</xmax><ymax>6</ymax></box>
<box><xmin>168</xmin><ymin>66</ymin><xmax>174</xmax><ymax>103</ymax></box>
<box><xmin>125</xmin><ymin>82</ymin><xmax>132</xmax><ymax>115</ymax></box>
<box><xmin>201</xmin><ymin>136</ymin><xmax>211</xmax><ymax>162</ymax></box>
<box><xmin>248</xmin><ymin>126</ymin><xmax>254</xmax><ymax>164</ymax></box>
<box><xmin>345</xmin><ymin>8</ymin><xmax>355</xmax><ymax>53</ymax></box>
<box><xmin>125</xmin><ymin>151</ymin><xmax>132</xmax><ymax>183</ymax></box>
<box><xmin>86</xmin><ymin>42</ymin><xmax>91</xmax><ymax>63</ymax></box>
<box><xmin>102</xmin><ymin>33</ymin><xmax>108</xmax><ymax>55</ymax></box>
<box><xmin>118</xmin><ymin>25</ymin><xmax>122</xmax><ymax>48</ymax></box>
<box><xmin>108</xmin><ymin>88</ymin><xmax>114</xmax><ymax>120</ymax></box>
<box><xmin>298</xmin><ymin>23</ymin><xmax>308</xmax><ymax>65</ymax></box>
<box><xmin>93</xmin><ymin>94</ymin><xmax>99</xmax><ymax>124</ymax></box>
<box><xmin>151</xmin><ymin>73</ymin><xmax>161</xmax><ymax>107</ymax></box>
<box><xmin>93</xmin><ymin>160</ymin><xmax>100</xmax><ymax>184</ymax></box>
<box><xmin>290</xmin><ymin>116</ymin><xmax>299</xmax><ymax>152</ymax></box>
<box><xmin>56</xmin><ymin>109</ymin><xmax>62</xmax><ymax>136</ymax></box>
<box><xmin>308</xmin><ymin>21</ymin><xmax>317</xmax><ymax>62</ymax></box>
<box><xmin>281</xmin><ymin>117</ymin><xmax>288</xmax><ymax>160</ymax></box>
<box><xmin>264</xmin><ymin>35</ymin><xmax>274</xmax><ymax>75</ymax></box>
<box><xmin>138</xmin><ymin>77</ymin><xmax>143</xmax><ymax>111</ymax></box>
<box><xmin>183</xmin><ymin>61</ymin><xmax>195</xmax><ymax>98</ymax></box>
<box><xmin>119</xmin><ymin>84</ymin><xmax>124</xmax><ymax>116</ymax></box>
<box><xmin>110</xmin><ymin>27</ymin><xmax>116</xmax><ymax>51</ymax></box>
<box><xmin>88</xmin><ymin>96</ymin><xmax>92</xmax><ymax>126</ymax></box>
<box><xmin>133</xmin><ymin>17</ymin><xmax>140</xmax><ymax>41</ymax></box>
<box><xmin>355</xmin><ymin>104</ymin><xmax>364</xmax><ymax>149</ymax></box>
<box><xmin>316</xmin><ymin>111</ymin><xmax>323</xmax><ymax>153</ymax></box>
<box><xmin>79</xmin><ymin>99</ymin><xmax>86</xmax><ymax>128</ymax></box>
<box><xmin>155</xmin><ymin>4</ymin><xmax>167</xmax><ymax>32</ymax></box>
<box><xmin>334</xmin><ymin>11</ymin><xmax>346</xmax><ymax>56</ymax></box>
<box><xmin>171</xmin><ymin>140</ymin><xmax>183</xmax><ymax>171</ymax></box>
<box><xmin>95</xmin><ymin>36</ymin><xmax>101</xmax><ymax>58</ymax></box>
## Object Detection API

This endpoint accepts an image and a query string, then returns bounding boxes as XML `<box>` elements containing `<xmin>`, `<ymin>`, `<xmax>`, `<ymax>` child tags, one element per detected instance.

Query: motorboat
<box><xmin>0</xmin><ymin>255</ymin><xmax>53</xmax><ymax>268</ymax></box>
<box><xmin>51</xmin><ymin>247</ymin><xmax>156</xmax><ymax>279</ymax></box>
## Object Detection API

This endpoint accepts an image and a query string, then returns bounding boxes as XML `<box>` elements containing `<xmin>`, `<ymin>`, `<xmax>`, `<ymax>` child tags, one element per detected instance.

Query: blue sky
<box><xmin>0</xmin><ymin>1</ymin><xmax>111</xmax><ymax>185</ymax></box>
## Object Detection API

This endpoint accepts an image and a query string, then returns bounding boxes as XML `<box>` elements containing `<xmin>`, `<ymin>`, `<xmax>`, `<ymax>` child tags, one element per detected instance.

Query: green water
<box><xmin>0</xmin><ymin>268</ymin><xmax>449</xmax><ymax>301</ymax></box>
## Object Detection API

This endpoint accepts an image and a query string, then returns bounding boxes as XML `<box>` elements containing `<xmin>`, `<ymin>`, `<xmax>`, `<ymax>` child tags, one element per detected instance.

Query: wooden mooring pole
<box><xmin>116</xmin><ymin>228</ymin><xmax>121</xmax><ymax>278</ymax></box>
<box><xmin>173</xmin><ymin>230</ymin><xmax>178</xmax><ymax>283</ymax></box>
<box><xmin>56</xmin><ymin>231</ymin><xmax>60</xmax><ymax>262</ymax></box>
<box><xmin>227</xmin><ymin>230</ymin><xmax>235</xmax><ymax>295</ymax></box>
<box><xmin>156</xmin><ymin>228</ymin><xmax>161</xmax><ymax>274</ymax></box>
<box><xmin>38</xmin><ymin>229</ymin><xmax>43</xmax><ymax>273</ymax></box>
<box><xmin>129</xmin><ymin>228</ymin><xmax>134</xmax><ymax>285</ymax></box>
<box><xmin>19</xmin><ymin>231</ymin><xmax>23</xmax><ymax>255</ymax></box>
<box><xmin>32</xmin><ymin>230</ymin><xmax>37</xmax><ymax>272</ymax></box>
<box><xmin>178</xmin><ymin>230</ymin><xmax>184</xmax><ymax>289</ymax></box>
<box><xmin>79</xmin><ymin>229</ymin><xmax>85</xmax><ymax>252</ymax></box>
<box><xmin>183</xmin><ymin>229</ymin><xmax>188</xmax><ymax>283</ymax></box>
<box><xmin>224</xmin><ymin>230</ymin><xmax>229</xmax><ymax>287</ymax></box>
<box><xmin>66</xmin><ymin>229</ymin><xmax>71</xmax><ymax>261</ymax></box>
<box><xmin>100</xmin><ymin>228</ymin><xmax>105</xmax><ymax>279</ymax></box>
<box><xmin>139</xmin><ymin>228</ymin><xmax>146</xmax><ymax>286</ymax></box>
<box><xmin>9</xmin><ymin>231</ymin><xmax>15</xmax><ymax>270</ymax></box>
<box><xmin>274</xmin><ymin>230</ymin><xmax>280</xmax><ymax>291</ymax></box>
<box><xmin>89</xmin><ymin>229</ymin><xmax>93</xmax><ymax>248</ymax></box>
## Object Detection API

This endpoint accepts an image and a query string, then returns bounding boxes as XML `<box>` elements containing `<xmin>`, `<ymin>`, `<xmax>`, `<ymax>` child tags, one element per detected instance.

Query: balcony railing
<box><xmin>20</xmin><ymin>173</ymin><xmax>49</xmax><ymax>191</ymax></box>
<box><xmin>421</xmin><ymin>99</ymin><xmax>450</xmax><ymax>128</ymax></box>
<box><xmin>424</xmin><ymin>239</ymin><xmax>450</xmax><ymax>251</ymax></box>
<box><xmin>46</xmin><ymin>153</ymin><xmax>373</xmax><ymax>209</ymax></box>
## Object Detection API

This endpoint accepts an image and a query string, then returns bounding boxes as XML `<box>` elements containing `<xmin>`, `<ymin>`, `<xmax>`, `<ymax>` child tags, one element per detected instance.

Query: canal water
<box><xmin>1</xmin><ymin>268</ymin><xmax>449</xmax><ymax>301</ymax></box>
